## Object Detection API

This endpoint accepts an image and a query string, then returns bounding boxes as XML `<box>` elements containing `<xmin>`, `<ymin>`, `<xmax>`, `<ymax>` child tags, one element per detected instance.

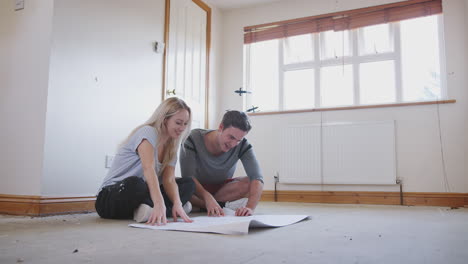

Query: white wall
<box><xmin>41</xmin><ymin>0</ymin><xmax>166</xmax><ymax>196</ymax></box>
<box><xmin>2</xmin><ymin>0</ymin><xmax>464</xmax><ymax>197</ymax></box>
<box><xmin>464</xmin><ymin>0</ymin><xmax>468</xmax><ymax>193</ymax></box>
<box><xmin>1</xmin><ymin>0</ymin><xmax>220</xmax><ymax>197</ymax></box>
<box><xmin>222</xmin><ymin>0</ymin><xmax>468</xmax><ymax>192</ymax></box>
<box><xmin>207</xmin><ymin>5</ymin><xmax>224</xmax><ymax>128</ymax></box>
<box><xmin>0</xmin><ymin>0</ymin><xmax>54</xmax><ymax>195</ymax></box>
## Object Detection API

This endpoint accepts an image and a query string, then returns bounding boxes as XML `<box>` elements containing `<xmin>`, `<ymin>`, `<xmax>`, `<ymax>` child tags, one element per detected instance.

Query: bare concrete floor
<box><xmin>1</xmin><ymin>202</ymin><xmax>468</xmax><ymax>264</ymax></box>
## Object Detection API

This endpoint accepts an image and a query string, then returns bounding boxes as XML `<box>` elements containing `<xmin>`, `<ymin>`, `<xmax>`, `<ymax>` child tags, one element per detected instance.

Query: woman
<box><xmin>95</xmin><ymin>97</ymin><xmax>195</xmax><ymax>225</ymax></box>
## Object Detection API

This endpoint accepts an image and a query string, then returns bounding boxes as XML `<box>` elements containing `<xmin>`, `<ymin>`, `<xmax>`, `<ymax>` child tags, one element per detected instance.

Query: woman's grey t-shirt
<box><xmin>99</xmin><ymin>126</ymin><xmax>177</xmax><ymax>191</ymax></box>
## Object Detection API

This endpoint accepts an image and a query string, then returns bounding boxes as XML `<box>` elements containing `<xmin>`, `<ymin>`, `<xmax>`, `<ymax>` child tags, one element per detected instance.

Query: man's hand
<box><xmin>235</xmin><ymin>207</ymin><xmax>253</xmax><ymax>216</ymax></box>
<box><xmin>204</xmin><ymin>195</ymin><xmax>224</xmax><ymax>217</ymax></box>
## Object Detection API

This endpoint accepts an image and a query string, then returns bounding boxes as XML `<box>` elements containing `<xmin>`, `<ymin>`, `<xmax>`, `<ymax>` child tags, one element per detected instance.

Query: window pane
<box><xmin>401</xmin><ymin>15</ymin><xmax>441</xmax><ymax>101</ymax></box>
<box><xmin>248</xmin><ymin>40</ymin><xmax>279</xmax><ymax>111</ymax></box>
<box><xmin>283</xmin><ymin>34</ymin><xmax>314</xmax><ymax>64</ymax></box>
<box><xmin>283</xmin><ymin>69</ymin><xmax>315</xmax><ymax>110</ymax></box>
<box><xmin>321</xmin><ymin>65</ymin><xmax>353</xmax><ymax>107</ymax></box>
<box><xmin>360</xmin><ymin>61</ymin><xmax>395</xmax><ymax>104</ymax></box>
<box><xmin>359</xmin><ymin>24</ymin><xmax>392</xmax><ymax>55</ymax></box>
<box><xmin>320</xmin><ymin>30</ymin><xmax>351</xmax><ymax>60</ymax></box>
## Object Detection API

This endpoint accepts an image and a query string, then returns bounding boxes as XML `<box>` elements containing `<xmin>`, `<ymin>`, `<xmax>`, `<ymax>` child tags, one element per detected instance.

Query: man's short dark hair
<box><xmin>221</xmin><ymin>110</ymin><xmax>252</xmax><ymax>132</ymax></box>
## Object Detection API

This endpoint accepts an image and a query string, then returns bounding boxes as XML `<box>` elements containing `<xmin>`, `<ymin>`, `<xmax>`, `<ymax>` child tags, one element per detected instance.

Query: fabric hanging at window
<box><xmin>244</xmin><ymin>0</ymin><xmax>442</xmax><ymax>44</ymax></box>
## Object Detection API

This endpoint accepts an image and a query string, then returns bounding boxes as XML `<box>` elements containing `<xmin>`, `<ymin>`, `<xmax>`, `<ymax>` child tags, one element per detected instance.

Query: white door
<box><xmin>166</xmin><ymin>0</ymin><xmax>207</xmax><ymax>130</ymax></box>
<box><xmin>165</xmin><ymin>0</ymin><xmax>209</xmax><ymax>177</ymax></box>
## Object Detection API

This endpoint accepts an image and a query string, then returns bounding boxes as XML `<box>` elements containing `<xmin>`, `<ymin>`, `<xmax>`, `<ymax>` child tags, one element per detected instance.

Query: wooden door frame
<box><xmin>162</xmin><ymin>0</ymin><xmax>211</xmax><ymax>129</ymax></box>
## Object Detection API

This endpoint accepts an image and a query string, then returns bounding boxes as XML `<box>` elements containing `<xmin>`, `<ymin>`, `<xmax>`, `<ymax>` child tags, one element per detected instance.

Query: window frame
<box><xmin>244</xmin><ymin>15</ymin><xmax>448</xmax><ymax>113</ymax></box>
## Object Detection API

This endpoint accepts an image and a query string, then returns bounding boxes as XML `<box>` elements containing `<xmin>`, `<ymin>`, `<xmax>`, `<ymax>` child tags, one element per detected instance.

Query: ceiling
<box><xmin>203</xmin><ymin>0</ymin><xmax>284</xmax><ymax>10</ymax></box>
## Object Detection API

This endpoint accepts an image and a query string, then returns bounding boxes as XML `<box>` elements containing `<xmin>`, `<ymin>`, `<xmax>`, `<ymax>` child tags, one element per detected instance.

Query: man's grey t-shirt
<box><xmin>180</xmin><ymin>129</ymin><xmax>263</xmax><ymax>184</ymax></box>
<box><xmin>99</xmin><ymin>126</ymin><xmax>176</xmax><ymax>191</ymax></box>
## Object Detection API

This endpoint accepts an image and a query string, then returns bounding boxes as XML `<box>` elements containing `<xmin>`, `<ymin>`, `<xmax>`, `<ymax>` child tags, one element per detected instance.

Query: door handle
<box><xmin>166</xmin><ymin>89</ymin><xmax>176</xmax><ymax>96</ymax></box>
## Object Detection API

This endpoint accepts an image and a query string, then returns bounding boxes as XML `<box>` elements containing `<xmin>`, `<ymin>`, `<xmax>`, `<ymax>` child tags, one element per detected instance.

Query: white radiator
<box><xmin>279</xmin><ymin>121</ymin><xmax>396</xmax><ymax>185</ymax></box>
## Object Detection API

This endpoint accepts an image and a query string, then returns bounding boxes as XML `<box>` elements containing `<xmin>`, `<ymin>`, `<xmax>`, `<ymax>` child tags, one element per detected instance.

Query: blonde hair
<box><xmin>121</xmin><ymin>97</ymin><xmax>192</xmax><ymax>172</ymax></box>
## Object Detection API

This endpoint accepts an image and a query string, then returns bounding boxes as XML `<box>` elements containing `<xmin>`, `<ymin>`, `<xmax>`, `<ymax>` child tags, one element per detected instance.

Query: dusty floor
<box><xmin>1</xmin><ymin>202</ymin><xmax>468</xmax><ymax>264</ymax></box>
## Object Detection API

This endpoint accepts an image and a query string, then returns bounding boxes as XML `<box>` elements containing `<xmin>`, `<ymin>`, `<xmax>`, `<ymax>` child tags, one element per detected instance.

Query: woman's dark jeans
<box><xmin>95</xmin><ymin>176</ymin><xmax>195</xmax><ymax>219</ymax></box>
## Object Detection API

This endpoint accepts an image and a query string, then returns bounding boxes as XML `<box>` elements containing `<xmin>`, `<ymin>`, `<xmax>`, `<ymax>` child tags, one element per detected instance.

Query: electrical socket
<box><xmin>105</xmin><ymin>155</ymin><xmax>114</xmax><ymax>168</ymax></box>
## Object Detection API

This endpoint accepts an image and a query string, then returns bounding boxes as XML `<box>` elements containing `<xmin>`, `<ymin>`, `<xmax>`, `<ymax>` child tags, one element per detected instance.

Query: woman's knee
<box><xmin>122</xmin><ymin>176</ymin><xmax>144</xmax><ymax>186</ymax></box>
<box><xmin>177</xmin><ymin>177</ymin><xmax>194</xmax><ymax>184</ymax></box>
<box><xmin>121</xmin><ymin>176</ymin><xmax>147</xmax><ymax>193</ymax></box>
<box><xmin>177</xmin><ymin>177</ymin><xmax>195</xmax><ymax>189</ymax></box>
<box><xmin>95</xmin><ymin>188</ymin><xmax>115</xmax><ymax>218</ymax></box>
<box><xmin>177</xmin><ymin>177</ymin><xmax>195</xmax><ymax>197</ymax></box>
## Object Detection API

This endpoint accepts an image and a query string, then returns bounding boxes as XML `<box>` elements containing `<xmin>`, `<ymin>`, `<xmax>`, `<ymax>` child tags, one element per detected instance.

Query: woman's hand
<box><xmin>204</xmin><ymin>195</ymin><xmax>224</xmax><ymax>217</ymax></box>
<box><xmin>172</xmin><ymin>203</ymin><xmax>193</xmax><ymax>223</ymax></box>
<box><xmin>147</xmin><ymin>203</ymin><xmax>167</xmax><ymax>225</ymax></box>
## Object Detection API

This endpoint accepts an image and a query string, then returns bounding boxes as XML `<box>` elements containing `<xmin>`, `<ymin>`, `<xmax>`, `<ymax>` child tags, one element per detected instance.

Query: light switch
<box><xmin>154</xmin><ymin>41</ymin><xmax>165</xmax><ymax>53</ymax></box>
<box><xmin>15</xmin><ymin>0</ymin><xmax>25</xmax><ymax>11</ymax></box>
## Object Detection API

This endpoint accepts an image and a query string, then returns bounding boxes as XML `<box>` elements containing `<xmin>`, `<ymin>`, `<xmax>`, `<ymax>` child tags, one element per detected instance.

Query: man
<box><xmin>180</xmin><ymin>110</ymin><xmax>263</xmax><ymax>216</ymax></box>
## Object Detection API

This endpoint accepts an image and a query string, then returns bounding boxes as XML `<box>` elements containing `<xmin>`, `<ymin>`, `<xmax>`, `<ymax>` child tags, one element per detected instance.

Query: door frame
<box><xmin>162</xmin><ymin>0</ymin><xmax>211</xmax><ymax>129</ymax></box>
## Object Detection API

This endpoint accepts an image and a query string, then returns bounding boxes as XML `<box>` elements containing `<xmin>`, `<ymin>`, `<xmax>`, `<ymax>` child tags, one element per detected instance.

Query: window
<box><xmin>401</xmin><ymin>16</ymin><xmax>442</xmax><ymax>101</ymax></box>
<box><xmin>321</xmin><ymin>65</ymin><xmax>353</xmax><ymax>107</ymax></box>
<box><xmin>245</xmin><ymin>39</ymin><xmax>279</xmax><ymax>111</ymax></box>
<box><xmin>284</xmin><ymin>69</ymin><xmax>315</xmax><ymax>110</ymax></box>
<box><xmin>243</xmin><ymin>0</ymin><xmax>446</xmax><ymax>112</ymax></box>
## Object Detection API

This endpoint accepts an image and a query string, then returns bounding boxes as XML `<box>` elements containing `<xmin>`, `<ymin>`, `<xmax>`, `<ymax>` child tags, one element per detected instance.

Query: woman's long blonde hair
<box><xmin>121</xmin><ymin>97</ymin><xmax>192</xmax><ymax>172</ymax></box>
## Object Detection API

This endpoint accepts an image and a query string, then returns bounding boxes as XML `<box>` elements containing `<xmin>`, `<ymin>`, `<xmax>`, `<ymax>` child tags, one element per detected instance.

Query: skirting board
<box><xmin>260</xmin><ymin>190</ymin><xmax>468</xmax><ymax>208</ymax></box>
<box><xmin>0</xmin><ymin>194</ymin><xmax>96</xmax><ymax>216</ymax></box>
<box><xmin>1</xmin><ymin>191</ymin><xmax>467</xmax><ymax>216</ymax></box>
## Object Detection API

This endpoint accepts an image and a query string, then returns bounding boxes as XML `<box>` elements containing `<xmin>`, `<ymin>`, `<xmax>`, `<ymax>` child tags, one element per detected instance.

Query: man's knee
<box><xmin>237</xmin><ymin>178</ymin><xmax>250</xmax><ymax>197</ymax></box>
